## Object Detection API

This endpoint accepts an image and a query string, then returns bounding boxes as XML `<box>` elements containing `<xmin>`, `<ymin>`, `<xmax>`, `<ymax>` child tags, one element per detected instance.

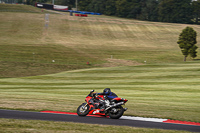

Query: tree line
<box><xmin>78</xmin><ymin>0</ymin><xmax>200</xmax><ymax>24</ymax></box>
<box><xmin>25</xmin><ymin>0</ymin><xmax>200</xmax><ymax>24</ymax></box>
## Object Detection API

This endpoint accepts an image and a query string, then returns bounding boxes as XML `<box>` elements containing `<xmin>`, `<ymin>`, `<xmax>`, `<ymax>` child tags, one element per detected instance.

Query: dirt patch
<box><xmin>97</xmin><ymin>58</ymin><xmax>143</xmax><ymax>67</ymax></box>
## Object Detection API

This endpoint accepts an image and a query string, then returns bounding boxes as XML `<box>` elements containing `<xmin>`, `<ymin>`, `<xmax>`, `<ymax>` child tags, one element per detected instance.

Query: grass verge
<box><xmin>0</xmin><ymin>118</ymin><xmax>191</xmax><ymax>133</ymax></box>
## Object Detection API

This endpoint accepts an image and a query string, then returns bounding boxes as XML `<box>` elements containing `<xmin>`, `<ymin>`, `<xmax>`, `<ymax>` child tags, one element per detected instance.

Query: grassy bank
<box><xmin>1</xmin><ymin>4</ymin><xmax>200</xmax><ymax>77</ymax></box>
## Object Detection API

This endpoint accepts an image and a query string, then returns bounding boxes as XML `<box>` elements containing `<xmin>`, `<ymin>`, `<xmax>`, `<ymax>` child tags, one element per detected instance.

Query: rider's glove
<box><xmin>92</xmin><ymin>93</ymin><xmax>96</xmax><ymax>97</ymax></box>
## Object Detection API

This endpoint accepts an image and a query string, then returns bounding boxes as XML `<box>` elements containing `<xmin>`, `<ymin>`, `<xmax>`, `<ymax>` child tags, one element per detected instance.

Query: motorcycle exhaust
<box><xmin>105</xmin><ymin>102</ymin><xmax>124</xmax><ymax>111</ymax></box>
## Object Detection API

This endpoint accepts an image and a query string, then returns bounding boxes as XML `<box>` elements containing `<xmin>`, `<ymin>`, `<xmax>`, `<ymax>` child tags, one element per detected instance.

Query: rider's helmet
<box><xmin>103</xmin><ymin>88</ymin><xmax>111</xmax><ymax>94</ymax></box>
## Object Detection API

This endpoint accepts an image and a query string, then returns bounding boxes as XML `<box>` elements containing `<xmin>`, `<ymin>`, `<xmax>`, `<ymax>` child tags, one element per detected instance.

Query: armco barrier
<box><xmin>68</xmin><ymin>10</ymin><xmax>101</xmax><ymax>15</ymax></box>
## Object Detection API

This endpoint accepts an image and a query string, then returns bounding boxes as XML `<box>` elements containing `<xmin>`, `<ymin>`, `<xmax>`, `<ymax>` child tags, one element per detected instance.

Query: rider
<box><xmin>90</xmin><ymin>88</ymin><xmax>118</xmax><ymax>109</ymax></box>
<box><xmin>93</xmin><ymin>88</ymin><xmax>117</xmax><ymax>109</ymax></box>
<box><xmin>98</xmin><ymin>88</ymin><xmax>118</xmax><ymax>100</ymax></box>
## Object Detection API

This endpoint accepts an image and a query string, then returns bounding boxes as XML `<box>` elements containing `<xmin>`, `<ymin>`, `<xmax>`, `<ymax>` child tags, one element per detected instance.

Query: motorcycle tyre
<box><xmin>77</xmin><ymin>103</ymin><xmax>90</xmax><ymax>116</ymax></box>
<box><xmin>109</xmin><ymin>106</ymin><xmax>124</xmax><ymax>119</ymax></box>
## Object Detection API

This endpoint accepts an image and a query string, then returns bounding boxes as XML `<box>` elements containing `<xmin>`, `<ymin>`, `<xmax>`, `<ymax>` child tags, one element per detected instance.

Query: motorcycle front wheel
<box><xmin>77</xmin><ymin>103</ymin><xmax>90</xmax><ymax>116</ymax></box>
<box><xmin>109</xmin><ymin>106</ymin><xmax>124</xmax><ymax>119</ymax></box>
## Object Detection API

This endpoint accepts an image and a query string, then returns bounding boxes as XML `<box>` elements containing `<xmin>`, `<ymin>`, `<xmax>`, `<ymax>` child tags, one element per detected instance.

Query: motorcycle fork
<box><xmin>83</xmin><ymin>103</ymin><xmax>88</xmax><ymax>108</ymax></box>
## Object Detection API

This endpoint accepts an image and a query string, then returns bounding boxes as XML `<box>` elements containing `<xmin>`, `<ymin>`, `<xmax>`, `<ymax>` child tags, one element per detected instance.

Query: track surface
<box><xmin>0</xmin><ymin>109</ymin><xmax>200</xmax><ymax>132</ymax></box>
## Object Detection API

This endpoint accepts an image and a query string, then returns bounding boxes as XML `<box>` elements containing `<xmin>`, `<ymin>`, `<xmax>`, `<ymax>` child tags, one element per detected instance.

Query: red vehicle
<box><xmin>77</xmin><ymin>90</ymin><xmax>128</xmax><ymax>119</ymax></box>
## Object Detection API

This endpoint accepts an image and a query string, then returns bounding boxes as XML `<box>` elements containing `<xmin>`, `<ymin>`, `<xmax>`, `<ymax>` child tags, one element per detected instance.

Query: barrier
<box><xmin>68</xmin><ymin>10</ymin><xmax>101</xmax><ymax>15</ymax></box>
<box><xmin>75</xmin><ymin>14</ymin><xmax>88</xmax><ymax>17</ymax></box>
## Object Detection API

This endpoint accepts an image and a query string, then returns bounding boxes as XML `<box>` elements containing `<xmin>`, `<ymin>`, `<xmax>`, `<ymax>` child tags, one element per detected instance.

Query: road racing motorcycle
<box><xmin>77</xmin><ymin>90</ymin><xmax>128</xmax><ymax>119</ymax></box>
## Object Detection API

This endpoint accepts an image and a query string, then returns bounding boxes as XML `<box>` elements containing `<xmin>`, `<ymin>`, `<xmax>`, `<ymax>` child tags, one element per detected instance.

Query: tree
<box><xmin>192</xmin><ymin>0</ymin><xmax>200</xmax><ymax>24</ymax></box>
<box><xmin>177</xmin><ymin>27</ymin><xmax>198</xmax><ymax>61</ymax></box>
<box><xmin>105</xmin><ymin>0</ymin><xmax>116</xmax><ymax>16</ymax></box>
<box><xmin>158</xmin><ymin>0</ymin><xmax>192</xmax><ymax>24</ymax></box>
<box><xmin>91</xmin><ymin>0</ymin><xmax>106</xmax><ymax>13</ymax></box>
<box><xmin>115</xmin><ymin>0</ymin><xmax>130</xmax><ymax>17</ymax></box>
<box><xmin>79</xmin><ymin>0</ymin><xmax>92</xmax><ymax>11</ymax></box>
<box><xmin>137</xmin><ymin>0</ymin><xmax>159</xmax><ymax>21</ymax></box>
<box><xmin>127</xmin><ymin>0</ymin><xmax>141</xmax><ymax>19</ymax></box>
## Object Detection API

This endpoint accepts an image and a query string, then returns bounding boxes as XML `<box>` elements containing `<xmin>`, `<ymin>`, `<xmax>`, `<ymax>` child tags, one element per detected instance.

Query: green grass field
<box><xmin>0</xmin><ymin>4</ymin><xmax>200</xmax><ymax>132</ymax></box>
<box><xmin>1</xmin><ymin>62</ymin><xmax>200</xmax><ymax>122</ymax></box>
<box><xmin>0</xmin><ymin>118</ymin><xmax>191</xmax><ymax>133</ymax></box>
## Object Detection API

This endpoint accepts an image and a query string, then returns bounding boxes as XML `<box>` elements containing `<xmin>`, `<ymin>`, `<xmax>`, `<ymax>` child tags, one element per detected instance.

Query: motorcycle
<box><xmin>77</xmin><ymin>90</ymin><xmax>128</xmax><ymax>119</ymax></box>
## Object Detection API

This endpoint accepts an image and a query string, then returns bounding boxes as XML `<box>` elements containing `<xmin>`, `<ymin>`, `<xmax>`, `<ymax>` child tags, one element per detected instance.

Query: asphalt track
<box><xmin>0</xmin><ymin>109</ymin><xmax>200</xmax><ymax>132</ymax></box>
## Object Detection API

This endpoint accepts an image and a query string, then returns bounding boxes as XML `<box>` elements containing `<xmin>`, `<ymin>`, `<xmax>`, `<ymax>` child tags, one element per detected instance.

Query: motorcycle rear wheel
<box><xmin>109</xmin><ymin>106</ymin><xmax>124</xmax><ymax>119</ymax></box>
<box><xmin>77</xmin><ymin>103</ymin><xmax>90</xmax><ymax>116</ymax></box>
